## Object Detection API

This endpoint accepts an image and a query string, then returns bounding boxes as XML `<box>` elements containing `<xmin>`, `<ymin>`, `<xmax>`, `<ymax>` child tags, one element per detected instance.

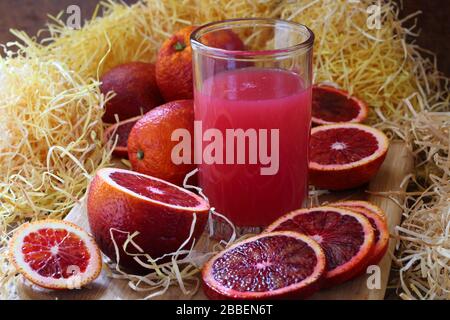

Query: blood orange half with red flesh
<box><xmin>9</xmin><ymin>220</ymin><xmax>102</xmax><ymax>290</ymax></box>
<box><xmin>87</xmin><ymin>168</ymin><xmax>210</xmax><ymax>272</ymax></box>
<box><xmin>104</xmin><ymin>116</ymin><xmax>142</xmax><ymax>158</ymax></box>
<box><xmin>202</xmin><ymin>231</ymin><xmax>326</xmax><ymax>300</ymax></box>
<box><xmin>266</xmin><ymin>206</ymin><xmax>375</xmax><ymax>287</ymax></box>
<box><xmin>331</xmin><ymin>201</ymin><xmax>389</xmax><ymax>266</ymax></box>
<box><xmin>312</xmin><ymin>86</ymin><xmax>368</xmax><ymax>125</ymax></box>
<box><xmin>309</xmin><ymin>123</ymin><xmax>389</xmax><ymax>190</ymax></box>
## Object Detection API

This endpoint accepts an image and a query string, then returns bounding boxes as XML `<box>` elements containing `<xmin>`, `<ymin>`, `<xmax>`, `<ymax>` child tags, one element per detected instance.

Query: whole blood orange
<box><xmin>9</xmin><ymin>220</ymin><xmax>102</xmax><ymax>290</ymax></box>
<box><xmin>101</xmin><ymin>62</ymin><xmax>163</xmax><ymax>123</ymax></box>
<box><xmin>309</xmin><ymin>123</ymin><xmax>389</xmax><ymax>190</ymax></box>
<box><xmin>202</xmin><ymin>231</ymin><xmax>326</xmax><ymax>300</ymax></box>
<box><xmin>127</xmin><ymin>100</ymin><xmax>195</xmax><ymax>186</ymax></box>
<box><xmin>104</xmin><ymin>116</ymin><xmax>142</xmax><ymax>158</ymax></box>
<box><xmin>156</xmin><ymin>26</ymin><xmax>245</xmax><ymax>101</ymax></box>
<box><xmin>201</xmin><ymin>29</ymin><xmax>245</xmax><ymax>51</ymax></box>
<box><xmin>155</xmin><ymin>26</ymin><xmax>197</xmax><ymax>101</ymax></box>
<box><xmin>266</xmin><ymin>206</ymin><xmax>375</xmax><ymax>287</ymax></box>
<box><xmin>199</xmin><ymin>29</ymin><xmax>248</xmax><ymax>73</ymax></box>
<box><xmin>312</xmin><ymin>86</ymin><xmax>368</xmax><ymax>125</ymax></box>
<box><xmin>331</xmin><ymin>200</ymin><xmax>389</xmax><ymax>266</ymax></box>
<box><xmin>87</xmin><ymin>168</ymin><xmax>210</xmax><ymax>272</ymax></box>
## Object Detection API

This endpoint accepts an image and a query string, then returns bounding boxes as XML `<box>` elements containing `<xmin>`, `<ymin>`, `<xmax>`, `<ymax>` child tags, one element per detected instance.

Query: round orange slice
<box><xmin>331</xmin><ymin>200</ymin><xmax>389</xmax><ymax>266</ymax></box>
<box><xmin>202</xmin><ymin>231</ymin><xmax>326</xmax><ymax>300</ymax></box>
<box><xmin>9</xmin><ymin>220</ymin><xmax>102</xmax><ymax>290</ymax></box>
<box><xmin>266</xmin><ymin>206</ymin><xmax>375</xmax><ymax>287</ymax></box>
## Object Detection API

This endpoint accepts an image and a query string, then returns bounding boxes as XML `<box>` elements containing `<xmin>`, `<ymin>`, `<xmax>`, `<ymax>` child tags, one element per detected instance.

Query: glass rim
<box><xmin>190</xmin><ymin>18</ymin><xmax>315</xmax><ymax>60</ymax></box>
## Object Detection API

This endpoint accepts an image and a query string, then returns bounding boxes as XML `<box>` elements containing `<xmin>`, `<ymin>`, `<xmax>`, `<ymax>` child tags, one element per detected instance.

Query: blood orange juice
<box><xmin>195</xmin><ymin>68</ymin><xmax>311</xmax><ymax>227</ymax></box>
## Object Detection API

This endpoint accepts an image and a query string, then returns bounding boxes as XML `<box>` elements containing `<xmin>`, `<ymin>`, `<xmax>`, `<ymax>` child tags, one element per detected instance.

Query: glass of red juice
<box><xmin>190</xmin><ymin>19</ymin><xmax>314</xmax><ymax>235</ymax></box>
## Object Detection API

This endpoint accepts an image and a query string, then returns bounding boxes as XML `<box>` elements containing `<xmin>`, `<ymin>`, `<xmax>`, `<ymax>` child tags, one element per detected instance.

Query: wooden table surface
<box><xmin>0</xmin><ymin>0</ymin><xmax>449</xmax><ymax>76</ymax></box>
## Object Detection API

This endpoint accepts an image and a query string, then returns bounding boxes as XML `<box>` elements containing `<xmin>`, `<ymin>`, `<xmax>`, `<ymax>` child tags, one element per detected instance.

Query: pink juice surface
<box><xmin>194</xmin><ymin>68</ymin><xmax>311</xmax><ymax>227</ymax></box>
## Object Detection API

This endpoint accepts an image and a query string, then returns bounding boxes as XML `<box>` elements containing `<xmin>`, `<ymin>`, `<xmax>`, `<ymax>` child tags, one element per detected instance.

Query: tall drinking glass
<box><xmin>191</xmin><ymin>19</ymin><xmax>314</xmax><ymax>233</ymax></box>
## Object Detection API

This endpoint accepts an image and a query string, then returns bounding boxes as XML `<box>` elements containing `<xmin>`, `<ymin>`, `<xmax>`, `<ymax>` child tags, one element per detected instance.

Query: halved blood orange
<box><xmin>87</xmin><ymin>168</ymin><xmax>210</xmax><ymax>272</ymax></box>
<box><xmin>331</xmin><ymin>201</ymin><xmax>389</xmax><ymax>266</ymax></box>
<box><xmin>9</xmin><ymin>220</ymin><xmax>102</xmax><ymax>290</ymax></box>
<box><xmin>309</xmin><ymin>123</ymin><xmax>389</xmax><ymax>190</ymax></box>
<box><xmin>202</xmin><ymin>231</ymin><xmax>326</xmax><ymax>300</ymax></box>
<box><xmin>266</xmin><ymin>206</ymin><xmax>375</xmax><ymax>287</ymax></box>
<box><xmin>312</xmin><ymin>86</ymin><xmax>368</xmax><ymax>125</ymax></box>
<box><xmin>104</xmin><ymin>116</ymin><xmax>142</xmax><ymax>158</ymax></box>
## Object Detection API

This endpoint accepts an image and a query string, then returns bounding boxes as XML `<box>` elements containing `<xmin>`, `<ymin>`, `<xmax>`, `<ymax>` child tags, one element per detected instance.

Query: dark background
<box><xmin>0</xmin><ymin>0</ymin><xmax>448</xmax><ymax>76</ymax></box>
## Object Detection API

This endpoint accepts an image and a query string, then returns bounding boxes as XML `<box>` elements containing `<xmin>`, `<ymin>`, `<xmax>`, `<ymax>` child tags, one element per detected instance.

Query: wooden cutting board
<box><xmin>17</xmin><ymin>141</ymin><xmax>413</xmax><ymax>300</ymax></box>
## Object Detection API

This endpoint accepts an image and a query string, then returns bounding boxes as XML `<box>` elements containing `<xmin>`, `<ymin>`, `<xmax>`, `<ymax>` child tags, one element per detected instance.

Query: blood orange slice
<box><xmin>87</xmin><ymin>168</ymin><xmax>210</xmax><ymax>272</ymax></box>
<box><xmin>331</xmin><ymin>201</ymin><xmax>389</xmax><ymax>266</ymax></box>
<box><xmin>309</xmin><ymin>123</ymin><xmax>389</xmax><ymax>190</ymax></box>
<box><xmin>202</xmin><ymin>231</ymin><xmax>326</xmax><ymax>300</ymax></box>
<box><xmin>312</xmin><ymin>86</ymin><xmax>368</xmax><ymax>125</ymax></box>
<box><xmin>266</xmin><ymin>207</ymin><xmax>375</xmax><ymax>287</ymax></box>
<box><xmin>104</xmin><ymin>116</ymin><xmax>141</xmax><ymax>158</ymax></box>
<box><xmin>333</xmin><ymin>200</ymin><xmax>385</xmax><ymax>217</ymax></box>
<box><xmin>9</xmin><ymin>220</ymin><xmax>102</xmax><ymax>290</ymax></box>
